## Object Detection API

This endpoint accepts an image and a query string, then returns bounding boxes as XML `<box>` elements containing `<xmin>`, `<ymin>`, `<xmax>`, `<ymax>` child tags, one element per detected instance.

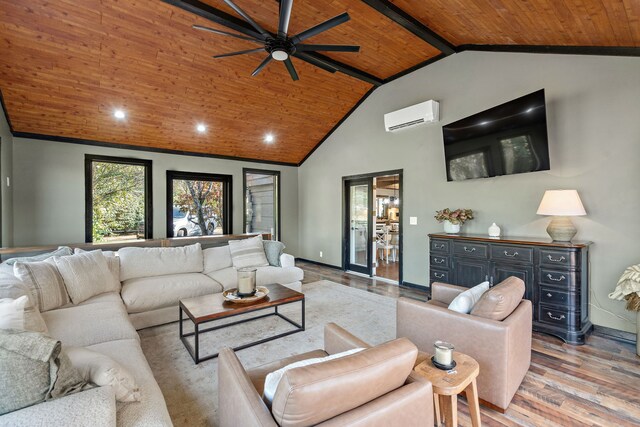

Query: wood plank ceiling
<box><xmin>0</xmin><ymin>0</ymin><xmax>637</xmax><ymax>165</ymax></box>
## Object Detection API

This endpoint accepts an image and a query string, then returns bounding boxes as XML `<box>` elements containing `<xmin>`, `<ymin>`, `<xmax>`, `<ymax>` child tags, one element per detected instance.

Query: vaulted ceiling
<box><xmin>0</xmin><ymin>0</ymin><xmax>637</xmax><ymax>165</ymax></box>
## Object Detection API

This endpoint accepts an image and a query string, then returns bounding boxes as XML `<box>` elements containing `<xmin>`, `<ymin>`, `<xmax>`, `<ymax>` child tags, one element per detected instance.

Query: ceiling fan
<box><xmin>193</xmin><ymin>0</ymin><xmax>360</xmax><ymax>81</ymax></box>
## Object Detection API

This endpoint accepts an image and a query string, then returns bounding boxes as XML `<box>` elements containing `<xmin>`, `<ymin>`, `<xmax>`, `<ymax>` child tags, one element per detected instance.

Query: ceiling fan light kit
<box><xmin>192</xmin><ymin>0</ymin><xmax>360</xmax><ymax>81</ymax></box>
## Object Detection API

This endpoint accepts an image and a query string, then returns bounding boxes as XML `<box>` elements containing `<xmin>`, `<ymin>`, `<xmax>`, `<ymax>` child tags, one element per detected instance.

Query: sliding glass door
<box><xmin>344</xmin><ymin>178</ymin><xmax>373</xmax><ymax>275</ymax></box>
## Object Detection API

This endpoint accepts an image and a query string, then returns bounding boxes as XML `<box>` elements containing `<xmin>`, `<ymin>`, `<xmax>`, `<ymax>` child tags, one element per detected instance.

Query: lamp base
<box><xmin>546</xmin><ymin>216</ymin><xmax>577</xmax><ymax>242</ymax></box>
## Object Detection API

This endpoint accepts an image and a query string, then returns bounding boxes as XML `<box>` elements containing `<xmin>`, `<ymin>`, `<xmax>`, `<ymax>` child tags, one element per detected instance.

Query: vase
<box><xmin>488</xmin><ymin>222</ymin><xmax>501</xmax><ymax>237</ymax></box>
<box><xmin>443</xmin><ymin>220</ymin><xmax>460</xmax><ymax>234</ymax></box>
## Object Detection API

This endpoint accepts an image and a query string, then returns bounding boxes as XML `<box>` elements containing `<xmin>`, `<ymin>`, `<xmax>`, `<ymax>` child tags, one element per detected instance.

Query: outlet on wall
<box><xmin>319</xmin><ymin>251</ymin><xmax>323</xmax><ymax>258</ymax></box>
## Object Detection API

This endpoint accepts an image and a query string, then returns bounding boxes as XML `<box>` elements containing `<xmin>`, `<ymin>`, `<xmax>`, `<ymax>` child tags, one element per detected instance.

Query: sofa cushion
<box><xmin>448</xmin><ymin>281</ymin><xmax>490</xmax><ymax>314</ymax></box>
<box><xmin>87</xmin><ymin>338</ymin><xmax>172</xmax><ymax>427</ymax></box>
<box><xmin>263</xmin><ymin>241</ymin><xmax>286</xmax><ymax>267</ymax></box>
<box><xmin>13</xmin><ymin>259</ymin><xmax>71</xmax><ymax>312</ymax></box>
<box><xmin>228</xmin><ymin>236</ymin><xmax>269</xmax><ymax>269</ymax></box>
<box><xmin>203</xmin><ymin>245</ymin><xmax>233</xmax><ymax>274</ymax></box>
<box><xmin>471</xmin><ymin>277</ymin><xmax>525</xmax><ymax>321</ymax></box>
<box><xmin>206</xmin><ymin>266</ymin><xmax>303</xmax><ymax>291</ymax></box>
<box><xmin>3</xmin><ymin>246</ymin><xmax>72</xmax><ymax>265</ymax></box>
<box><xmin>54</xmin><ymin>250</ymin><xmax>120</xmax><ymax>305</ymax></box>
<box><xmin>121</xmin><ymin>273</ymin><xmax>222</xmax><ymax>314</ymax></box>
<box><xmin>42</xmin><ymin>300</ymin><xmax>138</xmax><ymax>348</ymax></box>
<box><xmin>271</xmin><ymin>337</ymin><xmax>417</xmax><ymax>427</ymax></box>
<box><xmin>118</xmin><ymin>243</ymin><xmax>203</xmax><ymax>281</ymax></box>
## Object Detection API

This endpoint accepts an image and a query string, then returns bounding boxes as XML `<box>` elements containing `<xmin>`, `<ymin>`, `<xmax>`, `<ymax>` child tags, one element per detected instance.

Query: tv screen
<box><xmin>442</xmin><ymin>89</ymin><xmax>550</xmax><ymax>182</ymax></box>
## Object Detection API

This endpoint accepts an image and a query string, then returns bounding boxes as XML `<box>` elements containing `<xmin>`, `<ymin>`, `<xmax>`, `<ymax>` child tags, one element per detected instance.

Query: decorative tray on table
<box><xmin>223</xmin><ymin>286</ymin><xmax>269</xmax><ymax>304</ymax></box>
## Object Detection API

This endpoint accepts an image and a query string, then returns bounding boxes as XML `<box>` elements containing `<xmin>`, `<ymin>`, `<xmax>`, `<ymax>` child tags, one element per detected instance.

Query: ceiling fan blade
<box><xmin>291</xmin><ymin>12</ymin><xmax>350</xmax><ymax>44</ymax></box>
<box><xmin>293</xmin><ymin>52</ymin><xmax>336</xmax><ymax>74</ymax></box>
<box><xmin>213</xmin><ymin>48</ymin><xmax>265</xmax><ymax>58</ymax></box>
<box><xmin>278</xmin><ymin>0</ymin><xmax>294</xmax><ymax>38</ymax></box>
<box><xmin>192</xmin><ymin>25</ymin><xmax>263</xmax><ymax>43</ymax></box>
<box><xmin>251</xmin><ymin>55</ymin><xmax>273</xmax><ymax>76</ymax></box>
<box><xmin>284</xmin><ymin>58</ymin><xmax>299</xmax><ymax>81</ymax></box>
<box><xmin>297</xmin><ymin>44</ymin><xmax>360</xmax><ymax>53</ymax></box>
<box><xmin>223</xmin><ymin>0</ymin><xmax>270</xmax><ymax>38</ymax></box>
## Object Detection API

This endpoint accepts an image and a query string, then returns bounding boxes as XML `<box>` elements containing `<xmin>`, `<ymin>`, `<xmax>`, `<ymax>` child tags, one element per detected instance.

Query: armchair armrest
<box><xmin>431</xmin><ymin>282</ymin><xmax>466</xmax><ymax>305</ymax></box>
<box><xmin>280</xmin><ymin>253</ymin><xmax>295</xmax><ymax>268</ymax></box>
<box><xmin>324</xmin><ymin>323</ymin><xmax>371</xmax><ymax>355</ymax></box>
<box><xmin>218</xmin><ymin>348</ymin><xmax>277</xmax><ymax>427</ymax></box>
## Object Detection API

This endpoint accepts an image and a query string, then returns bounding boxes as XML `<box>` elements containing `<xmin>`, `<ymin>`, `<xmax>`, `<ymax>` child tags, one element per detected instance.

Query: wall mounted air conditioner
<box><xmin>384</xmin><ymin>100</ymin><xmax>439</xmax><ymax>132</ymax></box>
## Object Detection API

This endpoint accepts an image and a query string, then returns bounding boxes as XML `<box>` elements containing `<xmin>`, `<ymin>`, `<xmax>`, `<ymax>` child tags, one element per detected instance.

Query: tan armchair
<box><xmin>218</xmin><ymin>323</ymin><xmax>434</xmax><ymax>427</ymax></box>
<box><xmin>397</xmin><ymin>280</ymin><xmax>532</xmax><ymax>412</ymax></box>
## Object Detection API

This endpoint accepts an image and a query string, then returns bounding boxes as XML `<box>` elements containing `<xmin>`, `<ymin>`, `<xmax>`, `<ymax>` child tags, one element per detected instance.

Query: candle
<box><xmin>434</xmin><ymin>341</ymin><xmax>454</xmax><ymax>366</ymax></box>
<box><xmin>237</xmin><ymin>268</ymin><xmax>257</xmax><ymax>296</ymax></box>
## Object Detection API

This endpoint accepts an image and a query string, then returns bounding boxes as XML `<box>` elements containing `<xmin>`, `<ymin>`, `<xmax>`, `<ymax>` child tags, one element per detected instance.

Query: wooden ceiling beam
<box><xmin>360</xmin><ymin>0</ymin><xmax>456</xmax><ymax>56</ymax></box>
<box><xmin>161</xmin><ymin>0</ymin><xmax>383</xmax><ymax>86</ymax></box>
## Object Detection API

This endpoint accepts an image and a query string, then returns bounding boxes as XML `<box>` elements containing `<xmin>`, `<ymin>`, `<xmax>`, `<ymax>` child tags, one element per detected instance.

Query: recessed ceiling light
<box><xmin>196</xmin><ymin>123</ymin><xmax>207</xmax><ymax>133</ymax></box>
<box><xmin>264</xmin><ymin>133</ymin><xmax>275</xmax><ymax>143</ymax></box>
<box><xmin>114</xmin><ymin>109</ymin><xmax>126</xmax><ymax>120</ymax></box>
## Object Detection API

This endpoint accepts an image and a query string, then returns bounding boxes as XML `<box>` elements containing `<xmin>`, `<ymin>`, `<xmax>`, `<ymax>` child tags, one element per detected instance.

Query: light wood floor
<box><xmin>298</xmin><ymin>260</ymin><xmax>640</xmax><ymax>427</ymax></box>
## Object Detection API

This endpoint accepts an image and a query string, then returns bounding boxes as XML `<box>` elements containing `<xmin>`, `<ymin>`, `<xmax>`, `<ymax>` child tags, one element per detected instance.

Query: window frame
<box><xmin>242</xmin><ymin>168</ymin><xmax>281</xmax><ymax>241</ymax></box>
<box><xmin>84</xmin><ymin>154</ymin><xmax>153</xmax><ymax>243</ymax></box>
<box><xmin>166</xmin><ymin>170</ymin><xmax>233</xmax><ymax>238</ymax></box>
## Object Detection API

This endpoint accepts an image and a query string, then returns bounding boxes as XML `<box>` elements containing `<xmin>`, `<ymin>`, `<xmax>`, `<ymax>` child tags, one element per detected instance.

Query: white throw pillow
<box><xmin>202</xmin><ymin>246</ymin><xmax>233</xmax><ymax>274</ymax></box>
<box><xmin>0</xmin><ymin>296</ymin><xmax>28</xmax><ymax>330</ymax></box>
<box><xmin>74</xmin><ymin>248</ymin><xmax>120</xmax><ymax>288</ymax></box>
<box><xmin>448</xmin><ymin>281</ymin><xmax>490</xmax><ymax>314</ymax></box>
<box><xmin>65</xmin><ymin>346</ymin><xmax>141</xmax><ymax>403</ymax></box>
<box><xmin>228</xmin><ymin>236</ymin><xmax>269</xmax><ymax>269</ymax></box>
<box><xmin>54</xmin><ymin>250</ymin><xmax>120</xmax><ymax>305</ymax></box>
<box><xmin>263</xmin><ymin>348</ymin><xmax>364</xmax><ymax>404</ymax></box>
<box><xmin>13</xmin><ymin>259</ymin><xmax>71</xmax><ymax>312</ymax></box>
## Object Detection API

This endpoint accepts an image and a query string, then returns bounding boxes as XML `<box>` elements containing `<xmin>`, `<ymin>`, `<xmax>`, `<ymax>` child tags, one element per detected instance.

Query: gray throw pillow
<box><xmin>0</xmin><ymin>330</ymin><xmax>90</xmax><ymax>415</ymax></box>
<box><xmin>263</xmin><ymin>241</ymin><xmax>286</xmax><ymax>267</ymax></box>
<box><xmin>3</xmin><ymin>247</ymin><xmax>73</xmax><ymax>266</ymax></box>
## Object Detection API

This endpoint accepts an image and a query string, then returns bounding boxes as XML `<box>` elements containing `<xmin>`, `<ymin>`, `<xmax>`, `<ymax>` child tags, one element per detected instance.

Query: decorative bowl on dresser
<box><xmin>428</xmin><ymin>233</ymin><xmax>592</xmax><ymax>345</ymax></box>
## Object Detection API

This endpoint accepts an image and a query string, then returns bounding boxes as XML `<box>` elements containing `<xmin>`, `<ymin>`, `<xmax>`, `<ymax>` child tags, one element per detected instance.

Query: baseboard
<box><xmin>401</xmin><ymin>281</ymin><xmax>429</xmax><ymax>291</ymax></box>
<box><xmin>295</xmin><ymin>258</ymin><xmax>343</xmax><ymax>270</ymax></box>
<box><xmin>592</xmin><ymin>325</ymin><xmax>637</xmax><ymax>346</ymax></box>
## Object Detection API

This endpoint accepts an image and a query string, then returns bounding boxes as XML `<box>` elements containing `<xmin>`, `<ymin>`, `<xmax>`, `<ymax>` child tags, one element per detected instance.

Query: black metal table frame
<box><xmin>179</xmin><ymin>298</ymin><xmax>305</xmax><ymax>364</ymax></box>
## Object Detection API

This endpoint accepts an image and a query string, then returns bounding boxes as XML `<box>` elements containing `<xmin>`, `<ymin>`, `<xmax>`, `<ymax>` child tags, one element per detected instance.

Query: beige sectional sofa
<box><xmin>0</xmin><ymin>240</ymin><xmax>303</xmax><ymax>426</ymax></box>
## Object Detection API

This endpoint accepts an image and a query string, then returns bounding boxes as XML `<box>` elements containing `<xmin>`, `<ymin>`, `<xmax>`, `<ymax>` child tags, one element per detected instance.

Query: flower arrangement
<box><xmin>434</xmin><ymin>208</ymin><xmax>474</xmax><ymax>225</ymax></box>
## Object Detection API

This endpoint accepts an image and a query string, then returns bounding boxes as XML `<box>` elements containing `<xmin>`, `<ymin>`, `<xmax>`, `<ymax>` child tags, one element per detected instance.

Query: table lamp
<box><xmin>536</xmin><ymin>190</ymin><xmax>586</xmax><ymax>242</ymax></box>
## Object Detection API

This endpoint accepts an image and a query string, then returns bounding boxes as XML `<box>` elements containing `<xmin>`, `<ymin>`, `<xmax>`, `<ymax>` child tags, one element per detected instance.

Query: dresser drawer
<box><xmin>491</xmin><ymin>245</ymin><xmax>533</xmax><ymax>263</ymax></box>
<box><xmin>430</xmin><ymin>255</ymin><xmax>449</xmax><ymax>268</ymax></box>
<box><xmin>453</xmin><ymin>241</ymin><xmax>488</xmax><ymax>259</ymax></box>
<box><xmin>538</xmin><ymin>305</ymin><xmax>579</xmax><ymax>328</ymax></box>
<box><xmin>539</xmin><ymin>269</ymin><xmax>577</xmax><ymax>288</ymax></box>
<box><xmin>539</xmin><ymin>287</ymin><xmax>576</xmax><ymax>308</ymax></box>
<box><xmin>430</xmin><ymin>239</ymin><xmax>450</xmax><ymax>254</ymax></box>
<box><xmin>540</xmin><ymin>249</ymin><xmax>579</xmax><ymax>269</ymax></box>
<box><xmin>430</xmin><ymin>269</ymin><xmax>450</xmax><ymax>283</ymax></box>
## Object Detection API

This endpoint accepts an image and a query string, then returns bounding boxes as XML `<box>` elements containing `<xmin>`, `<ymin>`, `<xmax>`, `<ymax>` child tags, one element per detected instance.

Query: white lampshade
<box><xmin>536</xmin><ymin>190</ymin><xmax>586</xmax><ymax>216</ymax></box>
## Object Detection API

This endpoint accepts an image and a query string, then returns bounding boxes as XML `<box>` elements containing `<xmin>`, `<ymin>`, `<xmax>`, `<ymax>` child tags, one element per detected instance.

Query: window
<box><xmin>166</xmin><ymin>171</ymin><xmax>232</xmax><ymax>237</ymax></box>
<box><xmin>85</xmin><ymin>155</ymin><xmax>152</xmax><ymax>243</ymax></box>
<box><xmin>243</xmin><ymin>169</ymin><xmax>280</xmax><ymax>240</ymax></box>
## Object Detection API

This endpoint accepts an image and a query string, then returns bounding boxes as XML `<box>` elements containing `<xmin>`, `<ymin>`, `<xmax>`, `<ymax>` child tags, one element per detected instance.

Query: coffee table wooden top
<box><xmin>179</xmin><ymin>283</ymin><xmax>304</xmax><ymax>323</ymax></box>
<box><xmin>414</xmin><ymin>352</ymin><xmax>479</xmax><ymax>395</ymax></box>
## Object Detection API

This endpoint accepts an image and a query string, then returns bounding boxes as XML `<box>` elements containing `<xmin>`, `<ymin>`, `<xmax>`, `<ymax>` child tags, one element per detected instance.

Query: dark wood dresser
<box><xmin>428</xmin><ymin>233</ymin><xmax>592</xmax><ymax>345</ymax></box>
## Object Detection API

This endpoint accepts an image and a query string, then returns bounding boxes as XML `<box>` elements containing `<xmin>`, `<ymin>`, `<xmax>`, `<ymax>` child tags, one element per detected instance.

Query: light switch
<box><xmin>409</xmin><ymin>216</ymin><xmax>418</xmax><ymax>225</ymax></box>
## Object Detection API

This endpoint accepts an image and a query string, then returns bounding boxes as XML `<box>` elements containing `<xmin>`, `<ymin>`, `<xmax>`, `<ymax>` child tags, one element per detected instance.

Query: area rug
<box><xmin>138</xmin><ymin>280</ymin><xmax>397</xmax><ymax>426</ymax></box>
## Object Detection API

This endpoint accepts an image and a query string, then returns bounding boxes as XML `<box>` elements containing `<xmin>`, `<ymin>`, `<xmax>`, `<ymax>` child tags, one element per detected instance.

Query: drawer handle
<box><xmin>547</xmin><ymin>255</ymin><xmax>566</xmax><ymax>262</ymax></box>
<box><xmin>434</xmin><ymin>244</ymin><xmax>445</xmax><ymax>249</ymax></box>
<box><xmin>434</xmin><ymin>258</ymin><xmax>445</xmax><ymax>264</ymax></box>
<box><xmin>546</xmin><ymin>292</ymin><xmax>553</xmax><ymax>298</ymax></box>
<box><xmin>547</xmin><ymin>312</ymin><xmax>566</xmax><ymax>321</ymax></box>
<box><xmin>546</xmin><ymin>273</ymin><xmax>566</xmax><ymax>282</ymax></box>
<box><xmin>503</xmin><ymin>250</ymin><xmax>519</xmax><ymax>257</ymax></box>
<box><xmin>463</xmin><ymin>246</ymin><xmax>476</xmax><ymax>252</ymax></box>
<box><xmin>434</xmin><ymin>272</ymin><xmax>445</xmax><ymax>279</ymax></box>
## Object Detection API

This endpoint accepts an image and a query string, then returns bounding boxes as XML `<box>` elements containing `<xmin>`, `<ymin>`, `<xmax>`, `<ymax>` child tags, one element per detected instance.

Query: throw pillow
<box><xmin>13</xmin><ymin>259</ymin><xmax>70</xmax><ymax>312</ymax></box>
<box><xmin>65</xmin><ymin>347</ymin><xmax>141</xmax><ymax>403</ymax></box>
<box><xmin>263</xmin><ymin>348</ymin><xmax>364</xmax><ymax>404</ymax></box>
<box><xmin>263</xmin><ymin>241</ymin><xmax>286</xmax><ymax>267</ymax></box>
<box><xmin>73</xmin><ymin>248</ymin><xmax>121</xmax><ymax>290</ymax></box>
<box><xmin>3</xmin><ymin>246</ymin><xmax>73</xmax><ymax>265</ymax></box>
<box><xmin>0</xmin><ymin>275</ymin><xmax>48</xmax><ymax>334</ymax></box>
<box><xmin>228</xmin><ymin>235</ymin><xmax>269</xmax><ymax>269</ymax></box>
<box><xmin>471</xmin><ymin>277</ymin><xmax>525</xmax><ymax>321</ymax></box>
<box><xmin>448</xmin><ymin>281</ymin><xmax>490</xmax><ymax>314</ymax></box>
<box><xmin>0</xmin><ymin>330</ymin><xmax>89</xmax><ymax>415</ymax></box>
<box><xmin>54</xmin><ymin>250</ymin><xmax>120</xmax><ymax>305</ymax></box>
<box><xmin>202</xmin><ymin>245</ymin><xmax>233</xmax><ymax>274</ymax></box>
<box><xmin>0</xmin><ymin>296</ymin><xmax>28</xmax><ymax>330</ymax></box>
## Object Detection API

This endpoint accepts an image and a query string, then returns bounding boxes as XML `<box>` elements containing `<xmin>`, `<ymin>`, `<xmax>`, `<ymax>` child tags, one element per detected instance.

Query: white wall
<box><xmin>298</xmin><ymin>51</ymin><xmax>640</xmax><ymax>333</ymax></box>
<box><xmin>12</xmin><ymin>138</ymin><xmax>299</xmax><ymax>254</ymax></box>
<box><xmin>0</xmin><ymin>103</ymin><xmax>13</xmax><ymax>247</ymax></box>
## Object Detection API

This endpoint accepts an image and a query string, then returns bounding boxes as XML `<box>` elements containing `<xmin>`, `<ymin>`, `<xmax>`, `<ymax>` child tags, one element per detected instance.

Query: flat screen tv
<box><xmin>442</xmin><ymin>89</ymin><xmax>550</xmax><ymax>182</ymax></box>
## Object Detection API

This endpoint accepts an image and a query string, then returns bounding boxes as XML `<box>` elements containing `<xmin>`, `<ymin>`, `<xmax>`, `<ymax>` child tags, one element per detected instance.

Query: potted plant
<box><xmin>608</xmin><ymin>264</ymin><xmax>640</xmax><ymax>356</ymax></box>
<box><xmin>434</xmin><ymin>208</ymin><xmax>474</xmax><ymax>234</ymax></box>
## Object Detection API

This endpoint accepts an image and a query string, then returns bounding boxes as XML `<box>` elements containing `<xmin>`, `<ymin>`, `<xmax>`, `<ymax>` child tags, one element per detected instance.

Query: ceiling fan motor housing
<box><xmin>266</xmin><ymin>37</ymin><xmax>296</xmax><ymax>60</ymax></box>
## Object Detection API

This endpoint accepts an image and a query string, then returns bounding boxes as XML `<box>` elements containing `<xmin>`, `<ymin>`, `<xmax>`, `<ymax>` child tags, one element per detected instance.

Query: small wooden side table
<box><xmin>414</xmin><ymin>352</ymin><xmax>481</xmax><ymax>427</ymax></box>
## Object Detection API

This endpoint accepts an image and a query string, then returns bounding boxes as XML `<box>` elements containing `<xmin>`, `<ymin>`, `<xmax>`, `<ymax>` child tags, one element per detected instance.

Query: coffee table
<box><xmin>179</xmin><ymin>283</ymin><xmax>305</xmax><ymax>364</ymax></box>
